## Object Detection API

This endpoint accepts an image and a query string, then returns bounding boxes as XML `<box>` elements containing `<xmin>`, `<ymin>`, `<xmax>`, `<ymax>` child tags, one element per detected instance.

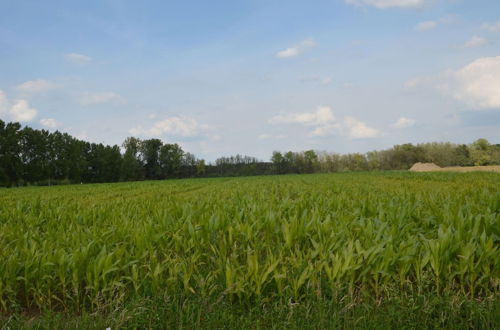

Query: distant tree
<box><xmin>350</xmin><ymin>153</ymin><xmax>368</xmax><ymax>171</ymax></box>
<box><xmin>470</xmin><ymin>138</ymin><xmax>491</xmax><ymax>166</ymax></box>
<box><xmin>159</xmin><ymin>143</ymin><xmax>184</xmax><ymax>178</ymax></box>
<box><xmin>20</xmin><ymin>127</ymin><xmax>50</xmax><ymax>183</ymax></box>
<box><xmin>196</xmin><ymin>159</ymin><xmax>206</xmax><ymax>176</ymax></box>
<box><xmin>453</xmin><ymin>144</ymin><xmax>472</xmax><ymax>166</ymax></box>
<box><xmin>140</xmin><ymin>139</ymin><xmax>163</xmax><ymax>180</ymax></box>
<box><xmin>121</xmin><ymin>137</ymin><xmax>144</xmax><ymax>181</ymax></box>
<box><xmin>283</xmin><ymin>151</ymin><xmax>295</xmax><ymax>173</ymax></box>
<box><xmin>181</xmin><ymin>152</ymin><xmax>197</xmax><ymax>177</ymax></box>
<box><xmin>303</xmin><ymin>150</ymin><xmax>318</xmax><ymax>173</ymax></box>
<box><xmin>366</xmin><ymin>151</ymin><xmax>381</xmax><ymax>171</ymax></box>
<box><xmin>103</xmin><ymin>145</ymin><xmax>122</xmax><ymax>182</ymax></box>
<box><xmin>491</xmin><ymin>144</ymin><xmax>500</xmax><ymax>165</ymax></box>
<box><xmin>0</xmin><ymin>120</ymin><xmax>23</xmax><ymax>186</ymax></box>
<box><xmin>271</xmin><ymin>151</ymin><xmax>284</xmax><ymax>174</ymax></box>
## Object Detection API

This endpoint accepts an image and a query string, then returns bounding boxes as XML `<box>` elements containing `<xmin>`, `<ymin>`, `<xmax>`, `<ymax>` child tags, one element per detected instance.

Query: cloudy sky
<box><xmin>1</xmin><ymin>0</ymin><xmax>499</xmax><ymax>161</ymax></box>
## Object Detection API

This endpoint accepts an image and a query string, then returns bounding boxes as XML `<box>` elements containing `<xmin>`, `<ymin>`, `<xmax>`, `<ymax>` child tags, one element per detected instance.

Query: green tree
<box><xmin>140</xmin><ymin>139</ymin><xmax>163</xmax><ymax>179</ymax></box>
<box><xmin>121</xmin><ymin>137</ymin><xmax>144</xmax><ymax>181</ymax></box>
<box><xmin>470</xmin><ymin>138</ymin><xmax>491</xmax><ymax>166</ymax></box>
<box><xmin>196</xmin><ymin>159</ymin><xmax>206</xmax><ymax>176</ymax></box>
<box><xmin>271</xmin><ymin>151</ymin><xmax>284</xmax><ymax>174</ymax></box>
<box><xmin>303</xmin><ymin>150</ymin><xmax>318</xmax><ymax>173</ymax></box>
<box><xmin>159</xmin><ymin>143</ymin><xmax>184</xmax><ymax>178</ymax></box>
<box><xmin>453</xmin><ymin>144</ymin><xmax>472</xmax><ymax>166</ymax></box>
<box><xmin>0</xmin><ymin>120</ymin><xmax>22</xmax><ymax>186</ymax></box>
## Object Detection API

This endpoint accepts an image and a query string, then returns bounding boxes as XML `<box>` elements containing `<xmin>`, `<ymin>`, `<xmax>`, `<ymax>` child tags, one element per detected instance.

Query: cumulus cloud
<box><xmin>0</xmin><ymin>90</ymin><xmax>37</xmax><ymax>122</ymax></box>
<box><xmin>129</xmin><ymin>116</ymin><xmax>210</xmax><ymax>138</ymax></box>
<box><xmin>344</xmin><ymin>117</ymin><xmax>379</xmax><ymax>138</ymax></box>
<box><xmin>65</xmin><ymin>53</ymin><xmax>92</xmax><ymax>64</ymax></box>
<box><xmin>276</xmin><ymin>39</ymin><xmax>316</xmax><ymax>58</ymax></box>
<box><xmin>392</xmin><ymin>117</ymin><xmax>416</xmax><ymax>128</ymax></box>
<box><xmin>406</xmin><ymin>56</ymin><xmax>500</xmax><ymax>110</ymax></box>
<box><xmin>269</xmin><ymin>106</ymin><xmax>378</xmax><ymax>139</ymax></box>
<box><xmin>482</xmin><ymin>21</ymin><xmax>500</xmax><ymax>32</ymax></box>
<box><xmin>439</xmin><ymin>56</ymin><xmax>500</xmax><ymax>109</ymax></box>
<box><xmin>310</xmin><ymin>123</ymin><xmax>341</xmax><ymax>137</ymax></box>
<box><xmin>40</xmin><ymin>118</ymin><xmax>59</xmax><ymax>128</ymax></box>
<box><xmin>9</xmin><ymin>100</ymin><xmax>37</xmax><ymax>122</ymax></box>
<box><xmin>464</xmin><ymin>36</ymin><xmax>487</xmax><ymax>48</ymax></box>
<box><xmin>344</xmin><ymin>0</ymin><xmax>430</xmax><ymax>9</ymax></box>
<box><xmin>79</xmin><ymin>92</ymin><xmax>126</xmax><ymax>105</ymax></box>
<box><xmin>16</xmin><ymin>79</ymin><xmax>57</xmax><ymax>94</ymax></box>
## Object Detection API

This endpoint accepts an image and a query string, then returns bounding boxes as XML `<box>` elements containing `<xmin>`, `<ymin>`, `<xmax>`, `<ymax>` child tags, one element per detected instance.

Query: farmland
<box><xmin>1</xmin><ymin>172</ymin><xmax>499</xmax><ymax>328</ymax></box>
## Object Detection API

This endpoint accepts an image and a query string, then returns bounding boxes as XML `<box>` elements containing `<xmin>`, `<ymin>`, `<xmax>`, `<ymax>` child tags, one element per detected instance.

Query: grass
<box><xmin>0</xmin><ymin>172</ymin><xmax>499</xmax><ymax>328</ymax></box>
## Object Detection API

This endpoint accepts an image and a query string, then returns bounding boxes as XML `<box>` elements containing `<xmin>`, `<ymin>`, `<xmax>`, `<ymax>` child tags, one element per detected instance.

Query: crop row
<box><xmin>0</xmin><ymin>172</ymin><xmax>498</xmax><ymax>312</ymax></box>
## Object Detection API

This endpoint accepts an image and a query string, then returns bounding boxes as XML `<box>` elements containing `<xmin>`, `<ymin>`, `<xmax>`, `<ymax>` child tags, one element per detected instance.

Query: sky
<box><xmin>0</xmin><ymin>0</ymin><xmax>499</xmax><ymax>161</ymax></box>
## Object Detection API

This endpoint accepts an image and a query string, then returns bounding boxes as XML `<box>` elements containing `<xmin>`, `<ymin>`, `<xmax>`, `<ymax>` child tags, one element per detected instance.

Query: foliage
<box><xmin>1</xmin><ymin>119</ymin><xmax>500</xmax><ymax>186</ymax></box>
<box><xmin>0</xmin><ymin>172</ymin><xmax>498</xmax><ymax>328</ymax></box>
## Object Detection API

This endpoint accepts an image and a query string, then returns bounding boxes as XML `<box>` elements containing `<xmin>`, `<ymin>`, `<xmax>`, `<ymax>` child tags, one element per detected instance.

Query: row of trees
<box><xmin>0</xmin><ymin>120</ymin><xmax>206</xmax><ymax>187</ymax></box>
<box><xmin>1</xmin><ymin>119</ymin><xmax>499</xmax><ymax>187</ymax></box>
<box><xmin>270</xmin><ymin>139</ymin><xmax>500</xmax><ymax>174</ymax></box>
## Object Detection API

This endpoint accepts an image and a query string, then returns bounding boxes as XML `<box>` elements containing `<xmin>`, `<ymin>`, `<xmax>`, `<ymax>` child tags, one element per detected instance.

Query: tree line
<box><xmin>271</xmin><ymin>139</ymin><xmax>500</xmax><ymax>174</ymax></box>
<box><xmin>0</xmin><ymin>119</ymin><xmax>499</xmax><ymax>187</ymax></box>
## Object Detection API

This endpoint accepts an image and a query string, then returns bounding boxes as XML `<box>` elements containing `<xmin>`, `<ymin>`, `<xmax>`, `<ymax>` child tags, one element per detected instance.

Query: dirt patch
<box><xmin>437</xmin><ymin>165</ymin><xmax>500</xmax><ymax>173</ymax></box>
<box><xmin>410</xmin><ymin>163</ymin><xmax>500</xmax><ymax>173</ymax></box>
<box><xmin>409</xmin><ymin>163</ymin><xmax>441</xmax><ymax>172</ymax></box>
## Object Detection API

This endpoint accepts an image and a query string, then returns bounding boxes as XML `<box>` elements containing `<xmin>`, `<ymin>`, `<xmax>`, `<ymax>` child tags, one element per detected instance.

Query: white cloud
<box><xmin>464</xmin><ymin>36</ymin><xmax>487</xmax><ymax>48</ymax></box>
<box><xmin>276</xmin><ymin>48</ymin><xmax>299</xmax><ymax>58</ymax></box>
<box><xmin>9</xmin><ymin>100</ymin><xmax>37</xmax><ymax>122</ymax></box>
<box><xmin>482</xmin><ymin>21</ymin><xmax>500</xmax><ymax>32</ymax></box>
<box><xmin>440</xmin><ymin>56</ymin><xmax>500</xmax><ymax>109</ymax></box>
<box><xmin>392</xmin><ymin>117</ymin><xmax>416</xmax><ymax>128</ymax></box>
<box><xmin>405</xmin><ymin>56</ymin><xmax>500</xmax><ymax>110</ymax></box>
<box><xmin>79</xmin><ymin>92</ymin><xmax>126</xmax><ymax>105</ymax></box>
<box><xmin>0</xmin><ymin>89</ymin><xmax>37</xmax><ymax>122</ymax></box>
<box><xmin>65</xmin><ymin>53</ymin><xmax>92</xmax><ymax>64</ymax></box>
<box><xmin>344</xmin><ymin>117</ymin><xmax>379</xmax><ymax>138</ymax></box>
<box><xmin>269</xmin><ymin>106</ymin><xmax>378</xmax><ymax>139</ymax></box>
<box><xmin>415</xmin><ymin>21</ymin><xmax>437</xmax><ymax>31</ymax></box>
<box><xmin>276</xmin><ymin>39</ymin><xmax>316</xmax><ymax>58</ymax></box>
<box><xmin>344</xmin><ymin>0</ymin><xmax>429</xmax><ymax>9</ymax></box>
<box><xmin>269</xmin><ymin>106</ymin><xmax>335</xmax><ymax>126</ymax></box>
<box><xmin>130</xmin><ymin>116</ymin><xmax>210</xmax><ymax>138</ymax></box>
<box><xmin>39</xmin><ymin>118</ymin><xmax>59</xmax><ymax>129</ymax></box>
<box><xmin>310</xmin><ymin>124</ymin><xmax>341</xmax><ymax>137</ymax></box>
<box><xmin>16</xmin><ymin>79</ymin><xmax>57</xmax><ymax>94</ymax></box>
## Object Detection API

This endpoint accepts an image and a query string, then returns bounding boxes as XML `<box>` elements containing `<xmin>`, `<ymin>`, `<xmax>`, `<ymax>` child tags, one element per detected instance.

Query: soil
<box><xmin>409</xmin><ymin>163</ymin><xmax>500</xmax><ymax>173</ymax></box>
<box><xmin>409</xmin><ymin>163</ymin><xmax>441</xmax><ymax>172</ymax></box>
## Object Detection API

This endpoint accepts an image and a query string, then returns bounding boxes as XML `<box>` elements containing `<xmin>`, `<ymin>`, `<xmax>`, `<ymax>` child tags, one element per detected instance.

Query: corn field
<box><xmin>0</xmin><ymin>172</ymin><xmax>498</xmax><ymax>314</ymax></box>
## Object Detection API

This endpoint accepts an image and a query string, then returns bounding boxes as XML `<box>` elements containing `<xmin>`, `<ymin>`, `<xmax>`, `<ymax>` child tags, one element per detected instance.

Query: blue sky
<box><xmin>0</xmin><ymin>0</ymin><xmax>499</xmax><ymax>161</ymax></box>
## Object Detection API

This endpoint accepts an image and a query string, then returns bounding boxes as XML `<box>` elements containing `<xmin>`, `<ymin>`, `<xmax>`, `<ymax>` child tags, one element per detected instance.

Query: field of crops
<box><xmin>1</xmin><ymin>172</ymin><xmax>499</xmax><ymax>328</ymax></box>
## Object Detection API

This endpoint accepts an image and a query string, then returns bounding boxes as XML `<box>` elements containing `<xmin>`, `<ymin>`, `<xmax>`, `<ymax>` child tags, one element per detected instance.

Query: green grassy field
<box><xmin>0</xmin><ymin>172</ymin><xmax>499</xmax><ymax>329</ymax></box>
